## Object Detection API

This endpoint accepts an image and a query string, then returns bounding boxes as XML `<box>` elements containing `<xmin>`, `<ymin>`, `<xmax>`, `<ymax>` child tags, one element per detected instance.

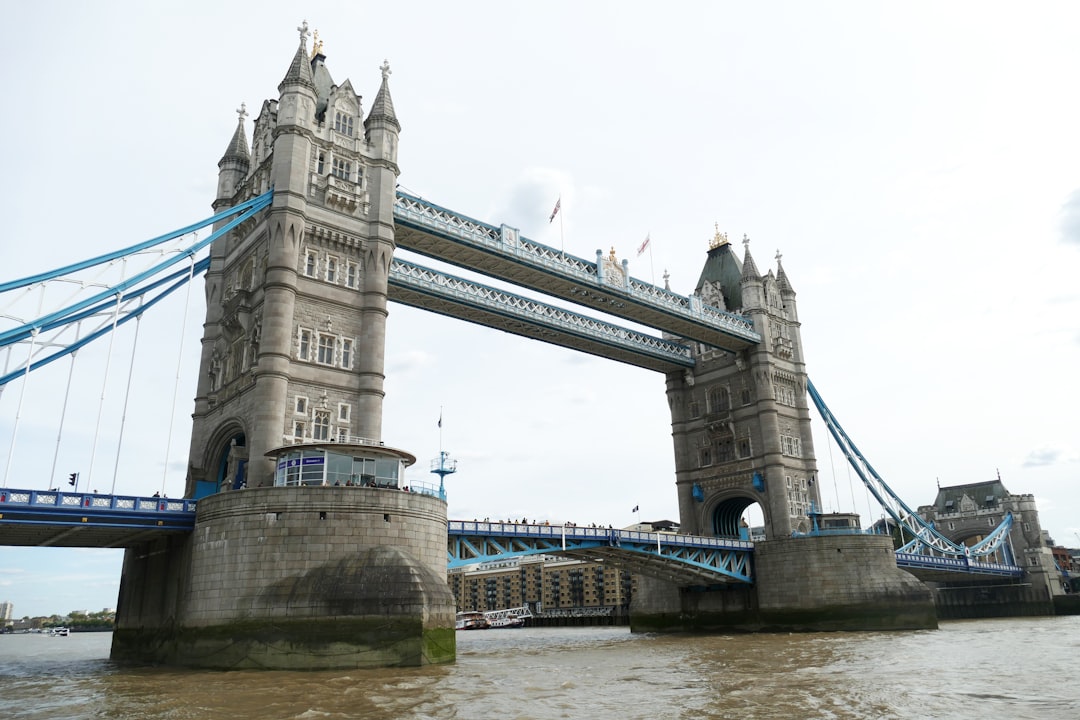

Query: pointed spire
<box><xmin>278</xmin><ymin>20</ymin><xmax>316</xmax><ymax>93</ymax></box>
<box><xmin>219</xmin><ymin>102</ymin><xmax>250</xmax><ymax>165</ymax></box>
<box><xmin>775</xmin><ymin>248</ymin><xmax>795</xmax><ymax>294</ymax></box>
<box><xmin>740</xmin><ymin>234</ymin><xmax>762</xmax><ymax>281</ymax></box>
<box><xmin>366</xmin><ymin>59</ymin><xmax>400</xmax><ymax>132</ymax></box>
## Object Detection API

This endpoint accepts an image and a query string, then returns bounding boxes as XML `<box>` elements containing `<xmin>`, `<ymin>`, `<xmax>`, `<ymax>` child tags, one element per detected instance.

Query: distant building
<box><xmin>0</xmin><ymin>601</ymin><xmax>13</xmax><ymax>623</ymax></box>
<box><xmin>448</xmin><ymin>554</ymin><xmax>634</xmax><ymax>617</ymax></box>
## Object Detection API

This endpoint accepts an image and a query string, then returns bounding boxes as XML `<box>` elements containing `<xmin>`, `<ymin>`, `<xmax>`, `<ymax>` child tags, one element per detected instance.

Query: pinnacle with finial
<box><xmin>775</xmin><ymin>249</ymin><xmax>783</xmax><ymax>263</ymax></box>
<box><xmin>297</xmin><ymin>20</ymin><xmax>310</xmax><ymax>45</ymax></box>
<box><xmin>236</xmin><ymin>102</ymin><xmax>248</xmax><ymax>123</ymax></box>
<box><xmin>380</xmin><ymin>60</ymin><xmax>392</xmax><ymax>80</ymax></box>
<box><xmin>742</xmin><ymin>233</ymin><xmax>750</xmax><ymax>248</ymax></box>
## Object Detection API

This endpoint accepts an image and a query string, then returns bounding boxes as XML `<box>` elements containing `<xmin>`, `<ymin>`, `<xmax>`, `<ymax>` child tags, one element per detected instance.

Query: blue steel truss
<box><xmin>393</xmin><ymin>192</ymin><xmax>761</xmax><ymax>349</ymax></box>
<box><xmin>0</xmin><ymin>487</ymin><xmax>197</xmax><ymax>544</ymax></box>
<box><xmin>447</xmin><ymin>521</ymin><xmax>753</xmax><ymax>585</ymax></box>
<box><xmin>807</xmin><ymin>380</ymin><xmax>1017</xmax><ymax>562</ymax></box>
<box><xmin>389</xmin><ymin>259</ymin><xmax>694</xmax><ymax>371</ymax></box>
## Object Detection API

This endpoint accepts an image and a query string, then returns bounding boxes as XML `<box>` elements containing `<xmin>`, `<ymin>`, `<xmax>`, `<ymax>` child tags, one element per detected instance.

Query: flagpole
<box><xmin>559</xmin><ymin>195</ymin><xmax>565</xmax><ymax>257</ymax></box>
<box><xmin>648</xmin><ymin>235</ymin><xmax>655</xmax><ymax>285</ymax></box>
<box><xmin>438</xmin><ymin>406</ymin><xmax>443</xmax><ymax>454</ymax></box>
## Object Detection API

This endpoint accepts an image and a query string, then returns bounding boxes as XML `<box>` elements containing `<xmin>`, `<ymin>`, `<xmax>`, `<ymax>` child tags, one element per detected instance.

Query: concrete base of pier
<box><xmin>111</xmin><ymin>486</ymin><xmax>456</xmax><ymax>669</ymax></box>
<box><xmin>630</xmin><ymin>534</ymin><xmax>937</xmax><ymax>633</ymax></box>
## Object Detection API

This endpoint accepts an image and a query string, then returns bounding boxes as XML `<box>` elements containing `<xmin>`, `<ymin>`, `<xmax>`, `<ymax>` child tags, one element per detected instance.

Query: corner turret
<box><xmin>365</xmin><ymin>60</ymin><xmax>401</xmax><ymax>168</ymax></box>
<box><xmin>739</xmin><ymin>234</ymin><xmax>765</xmax><ymax>311</ymax></box>
<box><xmin>215</xmin><ymin>104</ymin><xmax>250</xmax><ymax>208</ymax></box>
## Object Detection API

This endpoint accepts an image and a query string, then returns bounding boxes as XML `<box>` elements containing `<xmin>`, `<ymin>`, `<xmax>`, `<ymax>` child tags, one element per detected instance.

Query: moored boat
<box><xmin>455</xmin><ymin>611</ymin><xmax>489</xmax><ymax>630</ymax></box>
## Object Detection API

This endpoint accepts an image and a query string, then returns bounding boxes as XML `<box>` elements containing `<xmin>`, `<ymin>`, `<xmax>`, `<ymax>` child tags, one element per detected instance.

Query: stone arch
<box><xmin>709</xmin><ymin>492</ymin><xmax>767</xmax><ymax>541</ymax></box>
<box><xmin>203</xmin><ymin>419</ymin><xmax>249</xmax><ymax>494</ymax></box>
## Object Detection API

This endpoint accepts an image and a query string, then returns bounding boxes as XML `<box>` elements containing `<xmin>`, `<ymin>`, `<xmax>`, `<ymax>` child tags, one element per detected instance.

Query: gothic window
<box><xmin>295</xmin><ymin>396</ymin><xmax>308</xmax><ymax>414</ymax></box>
<box><xmin>780</xmin><ymin>434</ymin><xmax>802</xmax><ymax>457</ymax></box>
<box><xmin>356</xmin><ymin>164</ymin><xmax>364</xmax><ymax>186</ymax></box>
<box><xmin>334</xmin><ymin>111</ymin><xmax>354</xmax><ymax>136</ymax></box>
<box><xmin>340</xmin><ymin>338</ymin><xmax>353</xmax><ymax>369</ymax></box>
<box><xmin>336</xmin><ymin>427</ymin><xmax>350</xmax><ymax>443</ymax></box>
<box><xmin>317</xmin><ymin>152</ymin><xmax>325</xmax><ymax>175</ymax></box>
<box><xmin>740</xmin><ymin>385</ymin><xmax>752</xmax><ymax>406</ymax></box>
<box><xmin>313</xmin><ymin>411</ymin><xmax>330</xmax><ymax>441</ymax></box>
<box><xmin>298</xmin><ymin>329</ymin><xmax>312</xmax><ymax>361</ymax></box>
<box><xmin>304</xmin><ymin>251</ymin><xmax>317</xmax><ymax>277</ymax></box>
<box><xmin>338</xmin><ymin>403</ymin><xmax>351</xmax><ymax>423</ymax></box>
<box><xmin>332</xmin><ymin>157</ymin><xmax>351</xmax><ymax>181</ymax></box>
<box><xmin>707</xmin><ymin>386</ymin><xmax>730</xmax><ymax>414</ymax></box>
<box><xmin>346</xmin><ymin>261</ymin><xmax>358</xmax><ymax>288</ymax></box>
<box><xmin>317</xmin><ymin>334</ymin><xmax>334</xmax><ymax>365</ymax></box>
<box><xmin>293</xmin><ymin>421</ymin><xmax>307</xmax><ymax>441</ymax></box>
<box><xmin>688</xmin><ymin>400</ymin><xmax>700</xmax><ymax>419</ymax></box>
<box><xmin>326</xmin><ymin>256</ymin><xmax>338</xmax><ymax>283</ymax></box>
<box><xmin>715</xmin><ymin>438</ymin><xmax>735</xmax><ymax>463</ymax></box>
<box><xmin>737</xmin><ymin>437</ymin><xmax>752</xmax><ymax>459</ymax></box>
<box><xmin>699</xmin><ymin>448</ymin><xmax>711</xmax><ymax>467</ymax></box>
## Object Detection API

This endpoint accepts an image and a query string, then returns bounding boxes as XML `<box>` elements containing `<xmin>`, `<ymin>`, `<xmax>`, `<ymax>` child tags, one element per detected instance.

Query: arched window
<box><xmin>707</xmin><ymin>386</ymin><xmax>730</xmax><ymax>414</ymax></box>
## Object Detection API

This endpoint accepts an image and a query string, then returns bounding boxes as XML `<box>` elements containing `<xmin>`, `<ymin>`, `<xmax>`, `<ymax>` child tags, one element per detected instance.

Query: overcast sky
<box><xmin>2</xmin><ymin>1</ymin><xmax>1079</xmax><ymax>617</ymax></box>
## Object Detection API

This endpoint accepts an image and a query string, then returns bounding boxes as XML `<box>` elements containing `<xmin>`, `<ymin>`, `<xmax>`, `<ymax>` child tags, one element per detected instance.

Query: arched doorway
<box><xmin>712</xmin><ymin>496</ymin><xmax>766</xmax><ymax>541</ymax></box>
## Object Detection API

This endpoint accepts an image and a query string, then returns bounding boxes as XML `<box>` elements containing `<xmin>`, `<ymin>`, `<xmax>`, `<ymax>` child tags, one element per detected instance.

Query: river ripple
<box><xmin>2</xmin><ymin>617</ymin><xmax>1078</xmax><ymax>719</ymax></box>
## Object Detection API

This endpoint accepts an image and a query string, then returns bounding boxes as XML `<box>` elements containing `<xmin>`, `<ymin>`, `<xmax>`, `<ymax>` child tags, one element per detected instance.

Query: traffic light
<box><xmin>68</xmin><ymin>472</ymin><xmax>77</xmax><ymax>486</ymax></box>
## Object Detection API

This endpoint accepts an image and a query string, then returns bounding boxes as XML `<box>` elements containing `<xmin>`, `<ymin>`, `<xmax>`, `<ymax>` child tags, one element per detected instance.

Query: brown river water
<box><xmin>2</xmin><ymin>617</ymin><xmax>1079</xmax><ymax>719</ymax></box>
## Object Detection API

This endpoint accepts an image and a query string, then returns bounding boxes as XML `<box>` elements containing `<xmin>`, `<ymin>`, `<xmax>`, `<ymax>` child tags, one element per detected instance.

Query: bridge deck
<box><xmin>0</xmin><ymin>489</ymin><xmax>196</xmax><ymax>548</ymax></box>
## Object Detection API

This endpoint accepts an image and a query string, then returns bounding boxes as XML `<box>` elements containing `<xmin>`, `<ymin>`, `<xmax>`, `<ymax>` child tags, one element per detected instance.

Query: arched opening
<box><xmin>953</xmin><ymin>531</ymin><xmax>1012</xmax><ymax>565</ymax></box>
<box><xmin>712</xmin><ymin>496</ymin><xmax>766</xmax><ymax>541</ymax></box>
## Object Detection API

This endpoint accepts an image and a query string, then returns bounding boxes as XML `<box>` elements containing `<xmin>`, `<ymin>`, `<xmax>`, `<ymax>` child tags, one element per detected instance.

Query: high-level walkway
<box><xmin>393</xmin><ymin>192</ymin><xmax>761</xmax><ymax>352</ymax></box>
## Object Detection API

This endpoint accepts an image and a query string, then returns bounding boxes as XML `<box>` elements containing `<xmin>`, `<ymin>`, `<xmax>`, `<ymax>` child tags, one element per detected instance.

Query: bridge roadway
<box><xmin>0</xmin><ymin>489</ymin><xmax>1024</xmax><ymax>582</ymax></box>
<box><xmin>392</xmin><ymin>192</ymin><xmax>761</xmax><ymax>353</ymax></box>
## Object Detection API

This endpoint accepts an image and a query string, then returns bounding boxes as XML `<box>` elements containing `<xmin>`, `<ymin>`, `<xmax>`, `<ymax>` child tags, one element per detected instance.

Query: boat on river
<box><xmin>49</xmin><ymin>627</ymin><xmax>69</xmax><ymax>637</ymax></box>
<box><xmin>483</xmin><ymin>606</ymin><xmax>532</xmax><ymax>628</ymax></box>
<box><xmin>455</xmin><ymin>611</ymin><xmax>489</xmax><ymax>630</ymax></box>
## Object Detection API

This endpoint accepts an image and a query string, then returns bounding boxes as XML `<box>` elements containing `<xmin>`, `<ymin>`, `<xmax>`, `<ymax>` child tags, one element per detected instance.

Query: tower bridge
<box><xmin>0</xmin><ymin>25</ymin><xmax>1068</xmax><ymax>669</ymax></box>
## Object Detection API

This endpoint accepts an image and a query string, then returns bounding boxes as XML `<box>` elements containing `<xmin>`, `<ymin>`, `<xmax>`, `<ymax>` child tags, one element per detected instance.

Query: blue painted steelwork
<box><xmin>393</xmin><ymin>192</ymin><xmax>760</xmax><ymax>347</ymax></box>
<box><xmin>0</xmin><ymin>487</ymin><xmax>196</xmax><ymax>532</ymax></box>
<box><xmin>807</xmin><ymin>380</ymin><xmax>1018</xmax><ymax>564</ymax></box>
<box><xmin>389</xmin><ymin>258</ymin><xmax>694</xmax><ymax>370</ymax></box>
<box><xmin>895</xmin><ymin>552</ymin><xmax>1024</xmax><ymax>578</ymax></box>
<box><xmin>447</xmin><ymin>520</ymin><xmax>754</xmax><ymax>584</ymax></box>
<box><xmin>1</xmin><ymin>191</ymin><xmax>270</xmax><ymax>382</ymax></box>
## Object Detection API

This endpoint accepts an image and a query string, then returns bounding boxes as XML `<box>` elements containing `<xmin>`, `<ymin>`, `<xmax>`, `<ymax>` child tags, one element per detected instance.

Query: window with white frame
<box><xmin>334</xmin><ymin>111</ymin><xmax>354</xmax><ymax>137</ymax></box>
<box><xmin>304</xmin><ymin>251</ymin><xmax>317</xmax><ymax>277</ymax></box>
<box><xmin>295</xmin><ymin>396</ymin><xmax>308</xmax><ymax>414</ymax></box>
<box><xmin>338</xmin><ymin>403</ymin><xmax>350</xmax><ymax>423</ymax></box>
<box><xmin>332</xmin><ymin>157</ymin><xmax>351</xmax><ymax>181</ymax></box>
<box><xmin>317</xmin><ymin>334</ymin><xmax>334</xmax><ymax>365</ymax></box>
<box><xmin>326</xmin><ymin>256</ymin><xmax>338</xmax><ymax>283</ymax></box>
<box><xmin>340</xmin><ymin>338</ymin><xmax>352</xmax><ymax>369</ymax></box>
<box><xmin>298</xmin><ymin>329</ymin><xmax>312</xmax><ymax>361</ymax></box>
<box><xmin>313</xmin><ymin>411</ymin><xmax>330</xmax><ymax>441</ymax></box>
<box><xmin>336</xmin><ymin>427</ymin><xmax>350</xmax><ymax>442</ymax></box>
<box><xmin>780</xmin><ymin>434</ymin><xmax>802</xmax><ymax>457</ymax></box>
<box><xmin>293</xmin><ymin>421</ymin><xmax>307</xmax><ymax>441</ymax></box>
<box><xmin>346</xmin><ymin>261</ymin><xmax>358</xmax><ymax>288</ymax></box>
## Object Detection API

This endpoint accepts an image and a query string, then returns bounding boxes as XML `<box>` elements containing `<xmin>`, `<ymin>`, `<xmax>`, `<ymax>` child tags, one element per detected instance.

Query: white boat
<box><xmin>455</xmin><ymin>611</ymin><xmax>489</xmax><ymax>630</ymax></box>
<box><xmin>483</xmin><ymin>606</ymin><xmax>532</xmax><ymax>628</ymax></box>
<box><xmin>49</xmin><ymin>627</ymin><xmax>69</xmax><ymax>637</ymax></box>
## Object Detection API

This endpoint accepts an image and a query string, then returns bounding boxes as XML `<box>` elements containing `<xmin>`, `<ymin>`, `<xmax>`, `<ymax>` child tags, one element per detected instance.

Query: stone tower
<box><xmin>634</xmin><ymin>230</ymin><xmax>936</xmax><ymax>633</ymax></box>
<box><xmin>113</xmin><ymin>26</ymin><xmax>456</xmax><ymax>670</ymax></box>
<box><xmin>186</xmin><ymin>25</ymin><xmax>401</xmax><ymax>496</ymax></box>
<box><xmin>666</xmin><ymin>231</ymin><xmax>820</xmax><ymax>539</ymax></box>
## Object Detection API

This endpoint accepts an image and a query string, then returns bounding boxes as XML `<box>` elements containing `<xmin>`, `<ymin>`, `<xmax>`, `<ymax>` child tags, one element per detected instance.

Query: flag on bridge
<box><xmin>637</xmin><ymin>234</ymin><xmax>650</xmax><ymax>257</ymax></box>
<box><xmin>631</xmin><ymin>505</ymin><xmax>639</xmax><ymax>513</ymax></box>
<box><xmin>437</xmin><ymin>411</ymin><xmax>442</xmax><ymax>428</ymax></box>
<box><xmin>549</xmin><ymin>196</ymin><xmax>561</xmax><ymax>223</ymax></box>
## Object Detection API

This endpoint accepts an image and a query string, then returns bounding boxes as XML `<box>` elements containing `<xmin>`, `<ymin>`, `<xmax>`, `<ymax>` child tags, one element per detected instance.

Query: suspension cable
<box><xmin>2</xmin><ymin>329</ymin><xmax>39</xmax><ymax>488</ymax></box>
<box><xmin>87</xmin><ymin>278</ymin><xmax>126</xmax><ymax>492</ymax></box>
<box><xmin>49</xmin><ymin>321</ymin><xmax>82</xmax><ymax>490</ymax></box>
<box><xmin>161</xmin><ymin>256</ymin><xmax>197</xmax><ymax>495</ymax></box>
<box><xmin>110</xmin><ymin>299</ymin><xmax>143</xmax><ymax>494</ymax></box>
